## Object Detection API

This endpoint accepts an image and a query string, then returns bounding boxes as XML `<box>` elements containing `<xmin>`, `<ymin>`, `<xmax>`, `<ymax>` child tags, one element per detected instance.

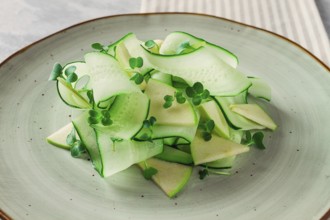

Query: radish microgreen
<box><xmin>177</xmin><ymin>40</ymin><xmax>195</xmax><ymax>54</ymax></box>
<box><xmin>88</xmin><ymin>109</ymin><xmax>113</xmax><ymax>127</ymax></box>
<box><xmin>49</xmin><ymin>63</ymin><xmax>63</xmax><ymax>81</ymax></box>
<box><xmin>138</xmin><ymin>116</ymin><xmax>157</xmax><ymax>142</ymax></box>
<box><xmin>243</xmin><ymin>131</ymin><xmax>265</xmax><ymax>149</ymax></box>
<box><xmin>199</xmin><ymin>167</ymin><xmax>230</xmax><ymax>180</ymax></box>
<box><xmin>199</xmin><ymin>119</ymin><xmax>215</xmax><ymax>141</ymax></box>
<box><xmin>66</xmin><ymin>127</ymin><xmax>86</xmax><ymax>158</ymax></box>
<box><xmin>91</xmin><ymin>43</ymin><xmax>109</xmax><ymax>53</ymax></box>
<box><xmin>143</xmin><ymin>161</ymin><xmax>158</xmax><ymax>180</ymax></box>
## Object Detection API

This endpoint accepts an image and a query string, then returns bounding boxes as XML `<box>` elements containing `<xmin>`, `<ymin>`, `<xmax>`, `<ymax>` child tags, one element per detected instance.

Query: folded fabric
<box><xmin>141</xmin><ymin>0</ymin><xmax>330</xmax><ymax>66</ymax></box>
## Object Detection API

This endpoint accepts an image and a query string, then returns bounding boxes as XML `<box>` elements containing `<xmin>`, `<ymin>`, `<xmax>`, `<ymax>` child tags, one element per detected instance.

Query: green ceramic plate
<box><xmin>0</xmin><ymin>13</ymin><xmax>329</xmax><ymax>220</ymax></box>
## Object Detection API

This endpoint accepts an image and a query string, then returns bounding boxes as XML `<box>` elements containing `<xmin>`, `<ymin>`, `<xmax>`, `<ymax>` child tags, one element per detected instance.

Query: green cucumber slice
<box><xmin>84</xmin><ymin>52</ymin><xmax>141</xmax><ymax>103</ymax></box>
<box><xmin>46</xmin><ymin>123</ymin><xmax>73</xmax><ymax>150</ymax></box>
<box><xmin>138</xmin><ymin>158</ymin><xmax>192</xmax><ymax>198</ymax></box>
<box><xmin>214</xmin><ymin>92</ymin><xmax>265</xmax><ymax>130</ymax></box>
<box><xmin>199</xmin><ymin>100</ymin><xmax>230</xmax><ymax>139</ymax></box>
<box><xmin>95</xmin><ymin>131</ymin><xmax>163</xmax><ymax>177</ymax></box>
<box><xmin>92</xmin><ymin>92</ymin><xmax>149</xmax><ymax>139</ymax></box>
<box><xmin>142</xmin><ymin>46</ymin><xmax>251</xmax><ymax>96</ymax></box>
<box><xmin>191</xmin><ymin>131</ymin><xmax>249</xmax><ymax>165</ymax></box>
<box><xmin>248</xmin><ymin>77</ymin><xmax>271</xmax><ymax>101</ymax></box>
<box><xmin>151</xmin><ymin>71</ymin><xmax>173</xmax><ymax>86</ymax></box>
<box><xmin>144</xmin><ymin>79</ymin><xmax>197</xmax><ymax>126</ymax></box>
<box><xmin>72</xmin><ymin>112</ymin><xmax>103</xmax><ymax>175</ymax></box>
<box><xmin>159</xmin><ymin>31</ymin><xmax>238</xmax><ymax>68</ymax></box>
<box><xmin>155</xmin><ymin>145</ymin><xmax>193</xmax><ymax>164</ymax></box>
<box><xmin>230</xmin><ymin>104</ymin><xmax>277</xmax><ymax>130</ymax></box>
<box><xmin>203</xmin><ymin>156</ymin><xmax>236</xmax><ymax>169</ymax></box>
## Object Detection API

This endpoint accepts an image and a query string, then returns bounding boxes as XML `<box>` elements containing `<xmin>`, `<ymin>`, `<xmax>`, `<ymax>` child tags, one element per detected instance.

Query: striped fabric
<box><xmin>140</xmin><ymin>0</ymin><xmax>330</xmax><ymax>66</ymax></box>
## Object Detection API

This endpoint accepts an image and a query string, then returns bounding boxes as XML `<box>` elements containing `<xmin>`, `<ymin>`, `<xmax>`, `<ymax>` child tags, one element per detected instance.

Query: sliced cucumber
<box><xmin>56</xmin><ymin>62</ymin><xmax>91</xmax><ymax>109</ymax></box>
<box><xmin>163</xmin><ymin>137</ymin><xmax>178</xmax><ymax>146</ymax></box>
<box><xmin>155</xmin><ymin>145</ymin><xmax>193</xmax><ymax>164</ymax></box>
<box><xmin>138</xmin><ymin>158</ymin><xmax>193</xmax><ymax>198</ymax></box>
<box><xmin>84</xmin><ymin>52</ymin><xmax>141</xmax><ymax>103</ymax></box>
<box><xmin>203</xmin><ymin>156</ymin><xmax>236</xmax><ymax>169</ymax></box>
<box><xmin>199</xmin><ymin>99</ymin><xmax>230</xmax><ymax>139</ymax></box>
<box><xmin>46</xmin><ymin>123</ymin><xmax>73</xmax><ymax>150</ymax></box>
<box><xmin>176</xmin><ymin>145</ymin><xmax>191</xmax><ymax>154</ymax></box>
<box><xmin>151</xmin><ymin>71</ymin><xmax>173</xmax><ymax>86</ymax></box>
<box><xmin>95</xmin><ymin>131</ymin><xmax>163</xmax><ymax>177</ymax></box>
<box><xmin>92</xmin><ymin>92</ymin><xmax>149</xmax><ymax>139</ymax></box>
<box><xmin>72</xmin><ymin>112</ymin><xmax>103</xmax><ymax>175</ymax></box>
<box><xmin>107</xmin><ymin>32</ymin><xmax>134</xmax><ymax>57</ymax></box>
<box><xmin>144</xmin><ymin>79</ymin><xmax>197</xmax><ymax>126</ymax></box>
<box><xmin>142</xmin><ymin>46</ymin><xmax>251</xmax><ymax>96</ymax></box>
<box><xmin>152</xmin><ymin>124</ymin><xmax>198</xmax><ymax>143</ymax></box>
<box><xmin>248</xmin><ymin>77</ymin><xmax>271</xmax><ymax>101</ymax></box>
<box><xmin>191</xmin><ymin>131</ymin><xmax>249</xmax><ymax>165</ymax></box>
<box><xmin>230</xmin><ymin>104</ymin><xmax>277</xmax><ymax>130</ymax></box>
<box><xmin>214</xmin><ymin>92</ymin><xmax>265</xmax><ymax>130</ymax></box>
<box><xmin>116</xmin><ymin>33</ymin><xmax>153</xmax><ymax>74</ymax></box>
<box><xmin>159</xmin><ymin>31</ymin><xmax>238</xmax><ymax>68</ymax></box>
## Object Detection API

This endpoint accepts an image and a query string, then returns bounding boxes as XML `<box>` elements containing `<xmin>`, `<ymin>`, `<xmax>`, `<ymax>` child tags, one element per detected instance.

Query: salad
<box><xmin>47</xmin><ymin>31</ymin><xmax>277</xmax><ymax>198</ymax></box>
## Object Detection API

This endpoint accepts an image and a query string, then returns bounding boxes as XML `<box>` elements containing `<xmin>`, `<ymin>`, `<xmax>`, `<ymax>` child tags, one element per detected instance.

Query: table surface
<box><xmin>0</xmin><ymin>0</ymin><xmax>329</xmax><ymax>64</ymax></box>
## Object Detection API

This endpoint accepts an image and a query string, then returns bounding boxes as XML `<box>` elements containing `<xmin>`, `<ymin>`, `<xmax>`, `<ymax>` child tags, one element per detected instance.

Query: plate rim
<box><xmin>0</xmin><ymin>12</ymin><xmax>329</xmax><ymax>220</ymax></box>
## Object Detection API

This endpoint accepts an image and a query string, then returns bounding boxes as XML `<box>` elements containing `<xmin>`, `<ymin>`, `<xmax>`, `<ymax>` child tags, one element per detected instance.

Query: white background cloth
<box><xmin>141</xmin><ymin>0</ymin><xmax>330</xmax><ymax>66</ymax></box>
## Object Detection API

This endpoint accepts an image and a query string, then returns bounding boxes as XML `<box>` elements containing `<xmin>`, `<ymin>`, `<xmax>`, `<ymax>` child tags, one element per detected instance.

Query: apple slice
<box><xmin>191</xmin><ymin>131</ymin><xmax>249</xmax><ymax>165</ymax></box>
<box><xmin>46</xmin><ymin>123</ymin><xmax>73</xmax><ymax>150</ymax></box>
<box><xmin>230</xmin><ymin>104</ymin><xmax>277</xmax><ymax>130</ymax></box>
<box><xmin>138</xmin><ymin>158</ymin><xmax>192</xmax><ymax>198</ymax></box>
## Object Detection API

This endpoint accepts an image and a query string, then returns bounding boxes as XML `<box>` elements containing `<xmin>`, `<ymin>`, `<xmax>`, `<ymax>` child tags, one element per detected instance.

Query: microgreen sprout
<box><xmin>199</xmin><ymin>119</ymin><xmax>215</xmax><ymax>141</ymax></box>
<box><xmin>66</xmin><ymin>127</ymin><xmax>86</xmax><ymax>158</ymax></box>
<box><xmin>176</xmin><ymin>40</ymin><xmax>195</xmax><ymax>54</ymax></box>
<box><xmin>91</xmin><ymin>42</ymin><xmax>109</xmax><ymax>52</ymax></box>
<box><xmin>199</xmin><ymin>167</ymin><xmax>231</xmax><ymax>180</ymax></box>
<box><xmin>143</xmin><ymin>161</ymin><xmax>158</xmax><ymax>180</ymax></box>
<box><xmin>129</xmin><ymin>57</ymin><xmax>144</xmax><ymax>69</ymax></box>
<box><xmin>163</xmin><ymin>95</ymin><xmax>174</xmax><ymax>109</ymax></box>
<box><xmin>185</xmin><ymin>82</ymin><xmax>210</xmax><ymax>106</ymax></box>
<box><xmin>144</xmin><ymin>40</ymin><xmax>157</xmax><ymax>49</ymax></box>
<box><xmin>130</xmin><ymin>73</ymin><xmax>144</xmax><ymax>85</ymax></box>
<box><xmin>243</xmin><ymin>131</ymin><xmax>266</xmax><ymax>149</ymax></box>
<box><xmin>88</xmin><ymin>109</ymin><xmax>113</xmax><ymax>127</ymax></box>
<box><xmin>49</xmin><ymin>63</ymin><xmax>63</xmax><ymax>81</ymax></box>
<box><xmin>138</xmin><ymin>116</ymin><xmax>157</xmax><ymax>142</ymax></box>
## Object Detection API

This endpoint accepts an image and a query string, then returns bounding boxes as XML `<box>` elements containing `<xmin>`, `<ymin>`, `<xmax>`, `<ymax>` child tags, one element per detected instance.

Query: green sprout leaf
<box><xmin>49</xmin><ymin>63</ymin><xmax>63</xmax><ymax>81</ymax></box>
<box><xmin>252</xmin><ymin>132</ymin><xmax>265</xmax><ymax>149</ymax></box>
<box><xmin>199</xmin><ymin>169</ymin><xmax>209</xmax><ymax>180</ymax></box>
<box><xmin>192</xmin><ymin>96</ymin><xmax>202</xmax><ymax>106</ymax></box>
<box><xmin>143</xmin><ymin>120</ymin><xmax>151</xmax><ymax>128</ymax></box>
<box><xmin>243</xmin><ymin>131</ymin><xmax>266</xmax><ymax>150</ymax></box>
<box><xmin>91</xmin><ymin>43</ymin><xmax>104</xmax><ymax>50</ymax></box>
<box><xmin>101</xmin><ymin>110</ymin><xmax>110</xmax><ymax>118</ymax></box>
<box><xmin>101</xmin><ymin>117</ymin><xmax>113</xmax><ymax>126</ymax></box>
<box><xmin>64</xmin><ymin>66</ymin><xmax>76</xmax><ymax>77</ymax></box>
<box><xmin>149</xmin><ymin>116</ymin><xmax>157</xmax><ymax>126</ymax></box>
<box><xmin>87</xmin><ymin>90</ymin><xmax>94</xmax><ymax>105</ymax></box>
<box><xmin>89</xmin><ymin>109</ymin><xmax>100</xmax><ymax>117</ymax></box>
<box><xmin>201</xmin><ymin>89</ymin><xmax>210</xmax><ymax>99</ymax></box>
<box><xmin>130</xmin><ymin>73</ymin><xmax>144</xmax><ymax>85</ymax></box>
<box><xmin>88</xmin><ymin>117</ymin><xmax>99</xmax><ymax>125</ymax></box>
<box><xmin>205</xmin><ymin>120</ymin><xmax>215</xmax><ymax>132</ymax></box>
<box><xmin>66</xmin><ymin>72</ymin><xmax>78</xmax><ymax>83</ymax></box>
<box><xmin>70</xmin><ymin>140</ymin><xmax>86</xmax><ymax>158</ymax></box>
<box><xmin>143</xmin><ymin>166</ymin><xmax>158</xmax><ymax>180</ymax></box>
<box><xmin>129</xmin><ymin>57</ymin><xmax>144</xmax><ymax>69</ymax></box>
<box><xmin>66</xmin><ymin>128</ymin><xmax>77</xmax><ymax>146</ymax></box>
<box><xmin>193</xmin><ymin>82</ymin><xmax>204</xmax><ymax>94</ymax></box>
<box><xmin>185</xmin><ymin>86</ymin><xmax>196</xmax><ymax>98</ymax></box>
<box><xmin>145</xmin><ymin>40</ymin><xmax>156</xmax><ymax>49</ymax></box>
<box><xmin>177</xmin><ymin>41</ymin><xmax>195</xmax><ymax>54</ymax></box>
<box><xmin>202</xmin><ymin>132</ymin><xmax>212</xmax><ymax>141</ymax></box>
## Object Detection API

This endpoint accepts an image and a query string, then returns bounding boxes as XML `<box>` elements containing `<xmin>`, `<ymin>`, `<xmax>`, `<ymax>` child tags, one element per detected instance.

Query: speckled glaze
<box><xmin>0</xmin><ymin>13</ymin><xmax>329</xmax><ymax>220</ymax></box>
